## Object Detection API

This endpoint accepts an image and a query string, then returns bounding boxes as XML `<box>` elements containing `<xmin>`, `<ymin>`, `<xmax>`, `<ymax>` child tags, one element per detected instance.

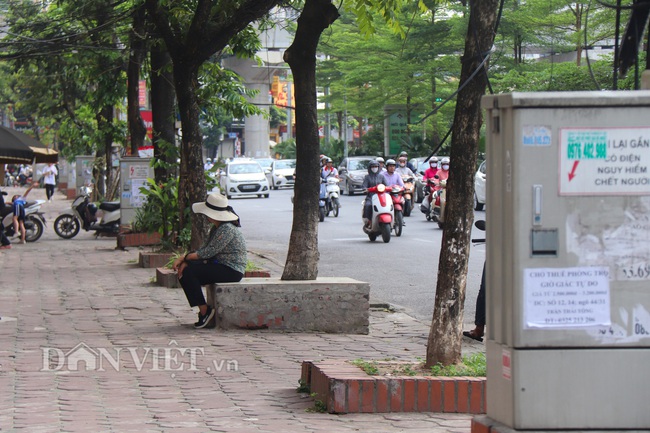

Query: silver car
<box><xmin>269</xmin><ymin>159</ymin><xmax>296</xmax><ymax>190</ymax></box>
<box><xmin>338</xmin><ymin>156</ymin><xmax>376</xmax><ymax>196</ymax></box>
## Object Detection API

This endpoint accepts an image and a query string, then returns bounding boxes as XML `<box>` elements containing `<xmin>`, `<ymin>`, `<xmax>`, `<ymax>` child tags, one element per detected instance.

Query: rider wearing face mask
<box><xmin>395</xmin><ymin>156</ymin><xmax>416</xmax><ymax>178</ymax></box>
<box><xmin>423</xmin><ymin>157</ymin><xmax>439</xmax><ymax>182</ymax></box>
<box><xmin>437</xmin><ymin>157</ymin><xmax>450</xmax><ymax>183</ymax></box>
<box><xmin>361</xmin><ymin>160</ymin><xmax>387</xmax><ymax>224</ymax></box>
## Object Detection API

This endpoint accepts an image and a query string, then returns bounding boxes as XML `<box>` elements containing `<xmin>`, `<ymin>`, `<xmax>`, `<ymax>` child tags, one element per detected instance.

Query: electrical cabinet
<box><xmin>482</xmin><ymin>91</ymin><xmax>650</xmax><ymax>430</ymax></box>
<box><xmin>119</xmin><ymin>157</ymin><xmax>153</xmax><ymax>227</ymax></box>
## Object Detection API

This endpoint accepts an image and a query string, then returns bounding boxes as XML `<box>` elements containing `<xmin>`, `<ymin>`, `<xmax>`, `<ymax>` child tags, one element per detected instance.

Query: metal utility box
<box><xmin>75</xmin><ymin>156</ymin><xmax>95</xmax><ymax>194</ymax></box>
<box><xmin>119</xmin><ymin>157</ymin><xmax>153</xmax><ymax>227</ymax></box>
<box><xmin>482</xmin><ymin>91</ymin><xmax>650</xmax><ymax>430</ymax></box>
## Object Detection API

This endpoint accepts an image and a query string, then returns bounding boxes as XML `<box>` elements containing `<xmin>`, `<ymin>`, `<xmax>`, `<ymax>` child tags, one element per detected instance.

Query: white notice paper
<box><xmin>524</xmin><ymin>267</ymin><xmax>611</xmax><ymax>328</ymax></box>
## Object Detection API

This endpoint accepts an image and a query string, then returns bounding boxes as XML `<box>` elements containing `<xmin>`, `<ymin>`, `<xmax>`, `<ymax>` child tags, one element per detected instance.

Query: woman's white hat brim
<box><xmin>192</xmin><ymin>192</ymin><xmax>239</xmax><ymax>222</ymax></box>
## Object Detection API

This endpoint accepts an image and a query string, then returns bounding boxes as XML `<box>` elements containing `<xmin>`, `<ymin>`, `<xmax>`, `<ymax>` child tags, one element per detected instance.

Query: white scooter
<box><xmin>1</xmin><ymin>198</ymin><xmax>46</xmax><ymax>242</ymax></box>
<box><xmin>324</xmin><ymin>177</ymin><xmax>341</xmax><ymax>217</ymax></box>
<box><xmin>362</xmin><ymin>184</ymin><xmax>394</xmax><ymax>243</ymax></box>
<box><xmin>54</xmin><ymin>192</ymin><xmax>121</xmax><ymax>239</ymax></box>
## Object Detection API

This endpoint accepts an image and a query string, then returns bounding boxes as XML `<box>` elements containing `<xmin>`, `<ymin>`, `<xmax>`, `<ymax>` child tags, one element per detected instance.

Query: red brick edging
<box><xmin>117</xmin><ymin>232</ymin><xmax>162</xmax><ymax>249</ymax></box>
<box><xmin>301</xmin><ymin>360</ymin><xmax>486</xmax><ymax>414</ymax></box>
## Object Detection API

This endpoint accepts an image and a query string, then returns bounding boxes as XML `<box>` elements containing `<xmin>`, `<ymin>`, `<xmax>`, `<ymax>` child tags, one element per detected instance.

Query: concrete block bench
<box><xmin>205</xmin><ymin>277</ymin><xmax>369</xmax><ymax>334</ymax></box>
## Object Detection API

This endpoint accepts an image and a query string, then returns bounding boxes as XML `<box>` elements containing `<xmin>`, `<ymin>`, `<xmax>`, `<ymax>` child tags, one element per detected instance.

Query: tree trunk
<box><xmin>95</xmin><ymin>104</ymin><xmax>114</xmax><ymax>199</ymax></box>
<box><xmin>173</xmin><ymin>65</ymin><xmax>209</xmax><ymax>250</ymax></box>
<box><xmin>425</xmin><ymin>0</ymin><xmax>498</xmax><ymax>367</ymax></box>
<box><xmin>127</xmin><ymin>5</ymin><xmax>148</xmax><ymax>156</ymax></box>
<box><xmin>151</xmin><ymin>45</ymin><xmax>176</xmax><ymax>183</ymax></box>
<box><xmin>281</xmin><ymin>0</ymin><xmax>339</xmax><ymax>280</ymax></box>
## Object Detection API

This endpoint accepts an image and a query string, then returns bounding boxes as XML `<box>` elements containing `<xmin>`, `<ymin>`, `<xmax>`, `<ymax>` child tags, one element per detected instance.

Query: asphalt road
<box><xmin>233</xmin><ymin>187</ymin><xmax>486</xmax><ymax>326</ymax></box>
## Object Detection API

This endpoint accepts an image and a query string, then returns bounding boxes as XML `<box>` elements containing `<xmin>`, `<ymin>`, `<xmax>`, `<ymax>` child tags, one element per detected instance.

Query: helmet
<box><xmin>399</xmin><ymin>151</ymin><xmax>408</xmax><ymax>157</ymax></box>
<box><xmin>206</xmin><ymin>158</ymin><xmax>212</xmax><ymax>162</ymax></box>
<box><xmin>441</xmin><ymin>157</ymin><xmax>450</xmax><ymax>164</ymax></box>
<box><xmin>386</xmin><ymin>159</ymin><xmax>396</xmax><ymax>166</ymax></box>
<box><xmin>325</xmin><ymin>157</ymin><xmax>332</xmax><ymax>163</ymax></box>
<box><xmin>398</xmin><ymin>156</ymin><xmax>407</xmax><ymax>163</ymax></box>
<box><xmin>430</xmin><ymin>157</ymin><xmax>439</xmax><ymax>163</ymax></box>
<box><xmin>375</xmin><ymin>156</ymin><xmax>384</xmax><ymax>163</ymax></box>
<box><xmin>368</xmin><ymin>160</ymin><xmax>380</xmax><ymax>174</ymax></box>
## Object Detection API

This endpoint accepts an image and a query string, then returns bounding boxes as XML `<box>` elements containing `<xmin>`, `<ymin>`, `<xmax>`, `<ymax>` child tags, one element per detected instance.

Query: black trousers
<box><xmin>179</xmin><ymin>260</ymin><xmax>243</xmax><ymax>307</ymax></box>
<box><xmin>474</xmin><ymin>263</ymin><xmax>486</xmax><ymax>326</ymax></box>
<box><xmin>45</xmin><ymin>184</ymin><xmax>55</xmax><ymax>200</ymax></box>
<box><xmin>0</xmin><ymin>230</ymin><xmax>10</xmax><ymax>246</ymax></box>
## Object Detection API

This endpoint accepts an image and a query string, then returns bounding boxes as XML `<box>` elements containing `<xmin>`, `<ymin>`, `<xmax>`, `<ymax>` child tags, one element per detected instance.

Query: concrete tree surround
<box><xmin>206</xmin><ymin>277</ymin><xmax>370</xmax><ymax>333</ymax></box>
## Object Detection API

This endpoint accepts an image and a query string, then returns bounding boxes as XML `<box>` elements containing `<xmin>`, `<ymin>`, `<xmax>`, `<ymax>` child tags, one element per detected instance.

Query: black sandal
<box><xmin>463</xmin><ymin>331</ymin><xmax>484</xmax><ymax>342</ymax></box>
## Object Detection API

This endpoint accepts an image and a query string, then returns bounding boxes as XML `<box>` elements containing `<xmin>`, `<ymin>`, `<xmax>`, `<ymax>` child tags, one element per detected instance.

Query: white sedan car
<box><xmin>219</xmin><ymin>159</ymin><xmax>270</xmax><ymax>199</ymax></box>
<box><xmin>474</xmin><ymin>160</ymin><xmax>486</xmax><ymax>211</ymax></box>
<box><xmin>269</xmin><ymin>159</ymin><xmax>296</xmax><ymax>189</ymax></box>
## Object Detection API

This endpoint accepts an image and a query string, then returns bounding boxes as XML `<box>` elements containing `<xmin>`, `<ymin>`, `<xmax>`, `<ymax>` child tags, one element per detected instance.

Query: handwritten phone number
<box><xmin>545</xmin><ymin>317</ymin><xmax>596</xmax><ymax>325</ymax></box>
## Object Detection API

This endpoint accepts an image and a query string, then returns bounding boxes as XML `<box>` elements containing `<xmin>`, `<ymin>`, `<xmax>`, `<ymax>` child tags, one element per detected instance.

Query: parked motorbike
<box><xmin>18</xmin><ymin>174</ymin><xmax>33</xmax><ymax>187</ymax></box>
<box><xmin>4</xmin><ymin>171</ymin><xmax>15</xmax><ymax>187</ymax></box>
<box><xmin>401</xmin><ymin>175</ymin><xmax>415</xmax><ymax>217</ymax></box>
<box><xmin>324</xmin><ymin>177</ymin><xmax>341</xmax><ymax>217</ymax></box>
<box><xmin>431</xmin><ymin>179</ymin><xmax>447</xmax><ymax>229</ymax></box>
<box><xmin>54</xmin><ymin>193</ymin><xmax>121</xmax><ymax>239</ymax></box>
<box><xmin>389</xmin><ymin>185</ymin><xmax>405</xmax><ymax>237</ymax></box>
<box><xmin>1</xmin><ymin>199</ymin><xmax>46</xmax><ymax>242</ymax></box>
<box><xmin>362</xmin><ymin>184</ymin><xmax>394</xmax><ymax>243</ymax></box>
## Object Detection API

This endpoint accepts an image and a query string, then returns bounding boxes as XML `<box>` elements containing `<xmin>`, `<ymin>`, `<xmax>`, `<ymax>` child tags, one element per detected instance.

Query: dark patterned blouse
<box><xmin>196</xmin><ymin>222</ymin><xmax>247</xmax><ymax>274</ymax></box>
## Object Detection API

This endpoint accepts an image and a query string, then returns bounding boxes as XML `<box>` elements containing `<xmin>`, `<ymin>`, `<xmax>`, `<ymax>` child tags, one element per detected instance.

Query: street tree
<box><xmin>281</xmin><ymin>0</ymin><xmax>430</xmax><ymax>279</ymax></box>
<box><xmin>426</xmin><ymin>0</ymin><xmax>499</xmax><ymax>367</ymax></box>
<box><xmin>144</xmin><ymin>0</ymin><xmax>282</xmax><ymax>248</ymax></box>
<box><xmin>282</xmin><ymin>0</ymin><xmax>340</xmax><ymax>279</ymax></box>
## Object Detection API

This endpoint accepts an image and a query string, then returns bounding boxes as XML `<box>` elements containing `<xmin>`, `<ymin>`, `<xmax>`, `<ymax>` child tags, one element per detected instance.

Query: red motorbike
<box><xmin>389</xmin><ymin>185</ymin><xmax>405</xmax><ymax>237</ymax></box>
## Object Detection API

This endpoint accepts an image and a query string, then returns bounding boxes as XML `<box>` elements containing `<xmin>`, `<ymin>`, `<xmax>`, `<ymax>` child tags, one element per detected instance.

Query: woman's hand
<box><xmin>172</xmin><ymin>256</ymin><xmax>185</xmax><ymax>271</ymax></box>
<box><xmin>176</xmin><ymin>261</ymin><xmax>188</xmax><ymax>278</ymax></box>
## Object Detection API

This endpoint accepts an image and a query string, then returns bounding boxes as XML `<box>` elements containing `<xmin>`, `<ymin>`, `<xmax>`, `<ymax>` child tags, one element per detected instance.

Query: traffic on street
<box><xmin>232</xmin><ymin>187</ymin><xmax>486</xmax><ymax>326</ymax></box>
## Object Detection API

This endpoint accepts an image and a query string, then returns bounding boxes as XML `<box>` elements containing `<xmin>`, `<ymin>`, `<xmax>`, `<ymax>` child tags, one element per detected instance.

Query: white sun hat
<box><xmin>191</xmin><ymin>192</ymin><xmax>239</xmax><ymax>223</ymax></box>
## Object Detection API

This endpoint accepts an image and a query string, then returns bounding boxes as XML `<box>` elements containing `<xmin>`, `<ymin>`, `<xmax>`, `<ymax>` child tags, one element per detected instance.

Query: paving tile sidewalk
<box><xmin>0</xmin><ymin>187</ymin><xmax>481</xmax><ymax>432</ymax></box>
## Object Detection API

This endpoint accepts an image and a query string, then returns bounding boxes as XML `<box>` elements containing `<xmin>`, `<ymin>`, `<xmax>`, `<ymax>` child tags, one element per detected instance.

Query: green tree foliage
<box><xmin>0</xmin><ymin>0</ymin><xmax>131</xmax><ymax>198</ymax></box>
<box><xmin>317</xmin><ymin>3</ymin><xmax>467</xmax><ymax>152</ymax></box>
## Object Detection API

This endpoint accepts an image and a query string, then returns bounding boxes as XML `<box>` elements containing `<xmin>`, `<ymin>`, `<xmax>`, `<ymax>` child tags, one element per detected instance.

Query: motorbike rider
<box><xmin>204</xmin><ymin>158</ymin><xmax>214</xmax><ymax>171</ymax></box>
<box><xmin>361</xmin><ymin>160</ymin><xmax>387</xmax><ymax>226</ymax></box>
<box><xmin>395</xmin><ymin>156</ymin><xmax>417</xmax><ymax>178</ymax></box>
<box><xmin>398</xmin><ymin>151</ymin><xmax>418</xmax><ymax>173</ymax></box>
<box><xmin>375</xmin><ymin>156</ymin><xmax>386</xmax><ymax>173</ymax></box>
<box><xmin>321</xmin><ymin>157</ymin><xmax>339</xmax><ymax>179</ymax></box>
<box><xmin>423</xmin><ymin>157</ymin><xmax>439</xmax><ymax>182</ymax></box>
<box><xmin>382</xmin><ymin>159</ymin><xmax>405</xmax><ymax>188</ymax></box>
<box><xmin>420</xmin><ymin>157</ymin><xmax>449</xmax><ymax>214</ymax></box>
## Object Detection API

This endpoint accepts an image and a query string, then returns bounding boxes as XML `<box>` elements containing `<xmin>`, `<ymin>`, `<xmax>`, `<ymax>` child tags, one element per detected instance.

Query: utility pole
<box><xmin>286</xmin><ymin>82</ymin><xmax>292</xmax><ymax>140</ymax></box>
<box><xmin>343</xmin><ymin>93</ymin><xmax>348</xmax><ymax>159</ymax></box>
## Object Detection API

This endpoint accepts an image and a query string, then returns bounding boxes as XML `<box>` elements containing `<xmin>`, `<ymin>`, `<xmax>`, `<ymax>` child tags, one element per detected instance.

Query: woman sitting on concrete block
<box><xmin>172</xmin><ymin>192</ymin><xmax>247</xmax><ymax>329</ymax></box>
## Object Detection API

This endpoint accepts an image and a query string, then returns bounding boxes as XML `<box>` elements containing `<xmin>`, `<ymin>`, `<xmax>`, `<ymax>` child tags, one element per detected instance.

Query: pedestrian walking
<box><xmin>172</xmin><ymin>191</ymin><xmax>247</xmax><ymax>329</ymax></box>
<box><xmin>42</xmin><ymin>163</ymin><xmax>58</xmax><ymax>202</ymax></box>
